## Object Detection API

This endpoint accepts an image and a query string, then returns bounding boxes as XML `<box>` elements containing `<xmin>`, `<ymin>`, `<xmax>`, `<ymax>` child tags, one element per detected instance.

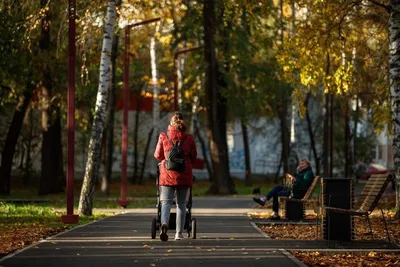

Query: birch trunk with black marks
<box><xmin>101</xmin><ymin>27</ymin><xmax>120</xmax><ymax>195</ymax></box>
<box><xmin>78</xmin><ymin>0</ymin><xmax>116</xmax><ymax>215</ymax></box>
<box><xmin>389</xmin><ymin>0</ymin><xmax>400</xmax><ymax>218</ymax></box>
<box><xmin>150</xmin><ymin>25</ymin><xmax>160</xmax><ymax>179</ymax></box>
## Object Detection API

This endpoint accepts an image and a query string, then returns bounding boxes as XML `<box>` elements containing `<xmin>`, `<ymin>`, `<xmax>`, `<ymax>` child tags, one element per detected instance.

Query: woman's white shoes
<box><xmin>174</xmin><ymin>233</ymin><xmax>184</xmax><ymax>240</ymax></box>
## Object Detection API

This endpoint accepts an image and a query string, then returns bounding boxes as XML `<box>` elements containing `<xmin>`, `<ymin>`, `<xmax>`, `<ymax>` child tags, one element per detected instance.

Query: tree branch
<box><xmin>367</xmin><ymin>0</ymin><xmax>390</xmax><ymax>12</ymax></box>
<box><xmin>0</xmin><ymin>85</ymin><xmax>11</xmax><ymax>91</ymax></box>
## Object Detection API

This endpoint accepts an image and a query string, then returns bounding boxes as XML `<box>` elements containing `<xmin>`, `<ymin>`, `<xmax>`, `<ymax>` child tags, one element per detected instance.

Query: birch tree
<box><xmin>389</xmin><ymin>0</ymin><xmax>400</xmax><ymax>218</ymax></box>
<box><xmin>78</xmin><ymin>0</ymin><xmax>116</xmax><ymax>216</ymax></box>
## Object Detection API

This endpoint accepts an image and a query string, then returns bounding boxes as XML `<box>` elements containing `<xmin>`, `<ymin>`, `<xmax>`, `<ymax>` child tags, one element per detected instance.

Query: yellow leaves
<box><xmin>248</xmin><ymin>211</ymin><xmax>274</xmax><ymax>219</ymax></box>
<box><xmin>331</xmin><ymin>62</ymin><xmax>354</xmax><ymax>95</ymax></box>
<box><xmin>159</xmin><ymin>35</ymin><xmax>172</xmax><ymax>45</ymax></box>
<box><xmin>142</xmin><ymin>75</ymin><xmax>150</xmax><ymax>82</ymax></box>
<box><xmin>282</xmin><ymin>65</ymin><xmax>291</xmax><ymax>72</ymax></box>
<box><xmin>368</xmin><ymin>251</ymin><xmax>376</xmax><ymax>257</ymax></box>
<box><xmin>299</xmin><ymin>67</ymin><xmax>318</xmax><ymax>87</ymax></box>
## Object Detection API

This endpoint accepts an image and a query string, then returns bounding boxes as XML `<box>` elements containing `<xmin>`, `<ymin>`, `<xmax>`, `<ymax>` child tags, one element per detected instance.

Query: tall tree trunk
<box><xmin>18</xmin><ymin>144</ymin><xmax>25</xmax><ymax>170</ymax></box>
<box><xmin>330</xmin><ymin>93</ymin><xmax>334</xmax><ymax>177</ymax></box>
<box><xmin>0</xmin><ymin>88</ymin><xmax>33</xmax><ymax>194</ymax></box>
<box><xmin>344</xmin><ymin>97</ymin><xmax>351</xmax><ymax>177</ymax></box>
<box><xmin>279</xmin><ymin>104</ymin><xmax>290</xmax><ymax>174</ymax></box>
<box><xmin>241</xmin><ymin>119</ymin><xmax>251</xmax><ymax>187</ymax></box>
<box><xmin>203</xmin><ymin>0</ymin><xmax>235</xmax><ymax>194</ymax></box>
<box><xmin>305</xmin><ymin>93</ymin><xmax>321</xmax><ymax>175</ymax></box>
<box><xmin>388</xmin><ymin>0</ymin><xmax>400</xmax><ymax>218</ymax></box>
<box><xmin>323</xmin><ymin>54</ymin><xmax>330</xmax><ymax>177</ymax></box>
<box><xmin>353</xmin><ymin>95</ymin><xmax>360</xmax><ymax>162</ymax></box>
<box><xmin>194</xmin><ymin>120</ymin><xmax>213</xmax><ymax>181</ymax></box>
<box><xmin>275</xmin><ymin>152</ymin><xmax>283</xmax><ymax>183</ymax></box>
<box><xmin>151</xmin><ymin>24</ymin><xmax>161</xmax><ymax>176</ymax></box>
<box><xmin>38</xmin><ymin>0</ymin><xmax>63</xmax><ymax>195</ymax></box>
<box><xmin>24</xmin><ymin>109</ymin><xmax>34</xmax><ymax>180</ymax></box>
<box><xmin>139</xmin><ymin>128</ymin><xmax>154</xmax><ymax>185</ymax></box>
<box><xmin>277</xmin><ymin>0</ymin><xmax>290</xmax><ymax>177</ymax></box>
<box><xmin>39</xmin><ymin>108</ymin><xmax>64</xmax><ymax>195</ymax></box>
<box><xmin>131</xmin><ymin>95</ymin><xmax>142</xmax><ymax>184</ymax></box>
<box><xmin>78</xmin><ymin>0</ymin><xmax>116</xmax><ymax>215</ymax></box>
<box><xmin>101</xmin><ymin>26</ymin><xmax>120</xmax><ymax>195</ymax></box>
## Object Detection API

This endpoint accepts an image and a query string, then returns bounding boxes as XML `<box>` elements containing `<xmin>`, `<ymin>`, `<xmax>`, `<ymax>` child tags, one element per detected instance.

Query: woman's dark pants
<box><xmin>266</xmin><ymin>185</ymin><xmax>291</xmax><ymax>213</ymax></box>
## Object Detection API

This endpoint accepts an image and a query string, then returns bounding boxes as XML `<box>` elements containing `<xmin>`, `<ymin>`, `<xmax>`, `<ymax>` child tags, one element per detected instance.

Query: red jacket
<box><xmin>154</xmin><ymin>125</ymin><xmax>197</xmax><ymax>187</ymax></box>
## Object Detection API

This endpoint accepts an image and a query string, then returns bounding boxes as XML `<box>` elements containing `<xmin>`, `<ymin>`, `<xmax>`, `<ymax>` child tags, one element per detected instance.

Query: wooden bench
<box><xmin>321</xmin><ymin>173</ymin><xmax>393</xmax><ymax>243</ymax></box>
<box><xmin>279</xmin><ymin>175</ymin><xmax>320</xmax><ymax>220</ymax></box>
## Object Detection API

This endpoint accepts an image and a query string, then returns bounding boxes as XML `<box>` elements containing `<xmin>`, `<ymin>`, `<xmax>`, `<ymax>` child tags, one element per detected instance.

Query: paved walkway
<box><xmin>0</xmin><ymin>196</ymin><xmax>397</xmax><ymax>267</ymax></box>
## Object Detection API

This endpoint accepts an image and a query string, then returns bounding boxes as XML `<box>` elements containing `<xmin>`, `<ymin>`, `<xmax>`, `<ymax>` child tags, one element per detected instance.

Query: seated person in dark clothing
<box><xmin>253</xmin><ymin>159</ymin><xmax>315</xmax><ymax>220</ymax></box>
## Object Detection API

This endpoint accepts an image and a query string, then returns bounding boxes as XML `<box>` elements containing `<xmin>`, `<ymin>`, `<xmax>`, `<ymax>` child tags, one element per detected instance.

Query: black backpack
<box><xmin>165</xmin><ymin>133</ymin><xmax>187</xmax><ymax>172</ymax></box>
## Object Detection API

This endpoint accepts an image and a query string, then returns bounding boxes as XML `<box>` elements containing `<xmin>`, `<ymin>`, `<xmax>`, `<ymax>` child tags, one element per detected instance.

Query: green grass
<box><xmin>0</xmin><ymin>202</ymin><xmax>55</xmax><ymax>217</ymax></box>
<box><xmin>0</xmin><ymin>198</ymin><xmax>155</xmax><ymax>210</ymax></box>
<box><xmin>0</xmin><ymin>202</ymin><xmax>113</xmax><ymax>228</ymax></box>
<box><xmin>3</xmin><ymin>177</ymin><xmax>278</xmax><ymax>199</ymax></box>
<box><xmin>2</xmin><ymin>176</ymin><xmax>369</xmax><ymax>206</ymax></box>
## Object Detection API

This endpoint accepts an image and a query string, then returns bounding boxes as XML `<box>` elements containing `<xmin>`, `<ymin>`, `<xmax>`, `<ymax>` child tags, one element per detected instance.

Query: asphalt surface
<box><xmin>0</xmin><ymin>196</ymin><xmax>397</xmax><ymax>267</ymax></box>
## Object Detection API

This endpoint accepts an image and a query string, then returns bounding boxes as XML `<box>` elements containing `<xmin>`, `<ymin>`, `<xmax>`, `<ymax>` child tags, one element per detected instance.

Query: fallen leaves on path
<box><xmin>290</xmin><ymin>251</ymin><xmax>400</xmax><ymax>267</ymax></box>
<box><xmin>254</xmin><ymin>215</ymin><xmax>400</xmax><ymax>266</ymax></box>
<box><xmin>251</xmin><ymin>195</ymin><xmax>400</xmax><ymax>267</ymax></box>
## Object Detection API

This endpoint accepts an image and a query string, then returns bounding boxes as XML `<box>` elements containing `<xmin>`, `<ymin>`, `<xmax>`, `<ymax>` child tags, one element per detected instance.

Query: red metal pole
<box><xmin>62</xmin><ymin>0</ymin><xmax>79</xmax><ymax>223</ymax></box>
<box><xmin>117</xmin><ymin>18</ymin><xmax>161</xmax><ymax>207</ymax></box>
<box><xmin>117</xmin><ymin>26</ymin><xmax>130</xmax><ymax>208</ymax></box>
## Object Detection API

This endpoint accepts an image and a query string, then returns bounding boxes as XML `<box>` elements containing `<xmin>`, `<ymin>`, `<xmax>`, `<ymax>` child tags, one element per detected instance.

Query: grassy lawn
<box><xmin>1</xmin><ymin>176</ymin><xmax>278</xmax><ymax>199</ymax></box>
<box><xmin>0</xmin><ymin>176</ymin><xmax>369</xmax><ymax>209</ymax></box>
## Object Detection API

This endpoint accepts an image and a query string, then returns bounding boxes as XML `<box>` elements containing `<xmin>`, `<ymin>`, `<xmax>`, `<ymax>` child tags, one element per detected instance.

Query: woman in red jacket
<box><xmin>154</xmin><ymin>112</ymin><xmax>197</xmax><ymax>241</ymax></box>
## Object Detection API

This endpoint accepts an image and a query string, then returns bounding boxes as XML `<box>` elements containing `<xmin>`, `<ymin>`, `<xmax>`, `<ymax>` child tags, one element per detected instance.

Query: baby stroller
<box><xmin>151</xmin><ymin>164</ymin><xmax>197</xmax><ymax>239</ymax></box>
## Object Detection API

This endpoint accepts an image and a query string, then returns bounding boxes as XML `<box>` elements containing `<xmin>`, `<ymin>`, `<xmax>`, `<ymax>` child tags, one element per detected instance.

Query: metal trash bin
<box><xmin>322</xmin><ymin>178</ymin><xmax>354</xmax><ymax>241</ymax></box>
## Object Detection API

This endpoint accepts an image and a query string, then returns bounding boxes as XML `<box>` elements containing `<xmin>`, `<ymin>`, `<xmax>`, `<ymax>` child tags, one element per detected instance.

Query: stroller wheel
<box><xmin>151</xmin><ymin>218</ymin><xmax>157</xmax><ymax>239</ymax></box>
<box><xmin>186</xmin><ymin>225</ymin><xmax>191</xmax><ymax>238</ymax></box>
<box><xmin>191</xmin><ymin>218</ymin><xmax>196</xmax><ymax>239</ymax></box>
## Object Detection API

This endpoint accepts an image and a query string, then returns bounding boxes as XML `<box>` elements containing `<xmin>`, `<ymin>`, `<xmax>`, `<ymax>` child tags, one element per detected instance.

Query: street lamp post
<box><xmin>62</xmin><ymin>0</ymin><xmax>79</xmax><ymax>223</ymax></box>
<box><xmin>117</xmin><ymin>17</ymin><xmax>161</xmax><ymax>208</ymax></box>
